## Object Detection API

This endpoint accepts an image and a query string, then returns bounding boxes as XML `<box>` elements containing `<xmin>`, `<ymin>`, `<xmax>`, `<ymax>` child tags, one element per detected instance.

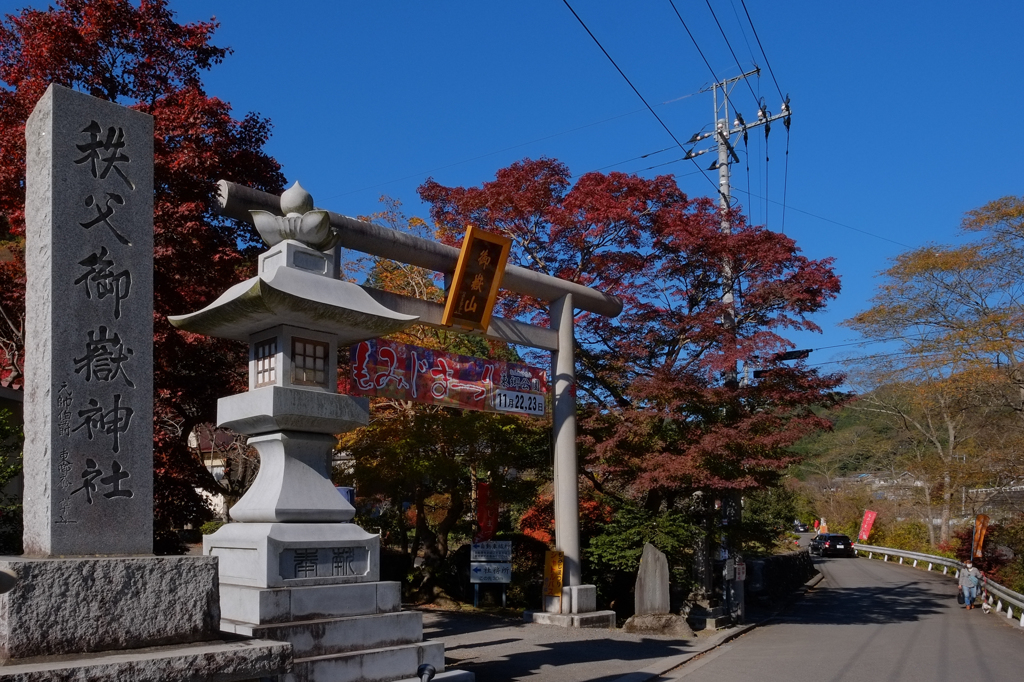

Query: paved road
<box><xmin>423</xmin><ymin>608</ymin><xmax>712</xmax><ymax>682</ymax></box>
<box><xmin>663</xmin><ymin>556</ymin><xmax>1024</xmax><ymax>682</ymax></box>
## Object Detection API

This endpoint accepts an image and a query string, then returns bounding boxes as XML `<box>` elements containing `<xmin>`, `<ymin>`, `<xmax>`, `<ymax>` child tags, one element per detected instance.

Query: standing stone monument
<box><xmin>170</xmin><ymin>182</ymin><xmax>472</xmax><ymax>682</ymax></box>
<box><xmin>623</xmin><ymin>543</ymin><xmax>693</xmax><ymax>637</ymax></box>
<box><xmin>24</xmin><ymin>81</ymin><xmax>154</xmax><ymax>554</ymax></box>
<box><xmin>0</xmin><ymin>84</ymin><xmax>290</xmax><ymax>680</ymax></box>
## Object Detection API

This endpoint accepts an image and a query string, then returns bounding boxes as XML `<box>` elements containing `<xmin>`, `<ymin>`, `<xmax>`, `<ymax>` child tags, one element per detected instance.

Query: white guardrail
<box><xmin>853</xmin><ymin>543</ymin><xmax>1024</xmax><ymax>627</ymax></box>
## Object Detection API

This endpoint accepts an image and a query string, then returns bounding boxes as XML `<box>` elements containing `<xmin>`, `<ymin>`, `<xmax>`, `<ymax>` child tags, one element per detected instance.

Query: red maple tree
<box><xmin>0</xmin><ymin>0</ymin><xmax>285</xmax><ymax>549</ymax></box>
<box><xmin>419</xmin><ymin>158</ymin><xmax>844</xmax><ymax>510</ymax></box>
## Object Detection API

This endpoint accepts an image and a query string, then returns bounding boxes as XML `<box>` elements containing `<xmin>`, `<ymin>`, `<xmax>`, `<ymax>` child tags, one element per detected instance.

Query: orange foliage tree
<box><xmin>845</xmin><ymin>195</ymin><xmax>1024</xmax><ymax>543</ymax></box>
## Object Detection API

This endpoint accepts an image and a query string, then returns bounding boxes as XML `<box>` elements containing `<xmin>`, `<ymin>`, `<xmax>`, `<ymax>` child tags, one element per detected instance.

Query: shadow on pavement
<box><xmin>783</xmin><ymin>581</ymin><xmax>947</xmax><ymax>625</ymax></box>
<box><xmin>451</xmin><ymin>636</ymin><xmax>696</xmax><ymax>682</ymax></box>
<box><xmin>421</xmin><ymin>610</ymin><xmax>700</xmax><ymax>682</ymax></box>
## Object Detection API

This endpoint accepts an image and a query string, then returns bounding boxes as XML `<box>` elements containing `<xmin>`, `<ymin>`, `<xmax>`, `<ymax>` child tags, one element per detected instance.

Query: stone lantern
<box><xmin>169</xmin><ymin>183</ymin><xmax>460</xmax><ymax>682</ymax></box>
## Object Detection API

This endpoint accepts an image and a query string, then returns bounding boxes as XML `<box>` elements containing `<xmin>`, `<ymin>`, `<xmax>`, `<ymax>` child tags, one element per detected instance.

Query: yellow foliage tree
<box><xmin>844</xmin><ymin>195</ymin><xmax>1024</xmax><ymax>543</ymax></box>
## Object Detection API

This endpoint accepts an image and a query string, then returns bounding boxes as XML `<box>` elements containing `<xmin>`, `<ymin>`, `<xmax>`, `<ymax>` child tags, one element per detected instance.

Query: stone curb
<box><xmin>609</xmin><ymin>570</ymin><xmax>823</xmax><ymax>682</ymax></box>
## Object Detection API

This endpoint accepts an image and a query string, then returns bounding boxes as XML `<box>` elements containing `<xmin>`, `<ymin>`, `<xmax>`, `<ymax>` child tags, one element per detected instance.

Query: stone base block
<box><xmin>622</xmin><ymin>613</ymin><xmax>694</xmax><ymax>637</ymax></box>
<box><xmin>0</xmin><ymin>555</ymin><xmax>219</xmax><ymax>660</ymax></box>
<box><xmin>524</xmin><ymin>610</ymin><xmax>616</xmax><ymax>629</ymax></box>
<box><xmin>687</xmin><ymin>614</ymin><xmax>732</xmax><ymax>631</ymax></box>
<box><xmin>569</xmin><ymin>585</ymin><xmax>597</xmax><ymax>613</ymax></box>
<box><xmin>220</xmin><ymin>581</ymin><xmax>400</xmax><ymax>625</ymax></box>
<box><xmin>205</xmin><ymin>522</ymin><xmax>379</xmax><ymax>588</ymax></box>
<box><xmin>285</xmin><ymin>641</ymin><xmax>444</xmax><ymax>682</ymax></box>
<box><xmin>0</xmin><ymin>637</ymin><xmax>290</xmax><ymax>682</ymax></box>
<box><xmin>223</xmin><ymin>611</ymin><xmax>424</xmax><ymax>658</ymax></box>
<box><xmin>542</xmin><ymin>584</ymin><xmax>598</xmax><ymax>614</ymax></box>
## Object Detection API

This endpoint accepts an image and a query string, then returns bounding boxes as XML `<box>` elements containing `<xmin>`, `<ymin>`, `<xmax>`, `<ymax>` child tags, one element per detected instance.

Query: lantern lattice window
<box><xmin>254</xmin><ymin>338</ymin><xmax>277</xmax><ymax>387</ymax></box>
<box><xmin>292</xmin><ymin>337</ymin><xmax>328</xmax><ymax>388</ymax></box>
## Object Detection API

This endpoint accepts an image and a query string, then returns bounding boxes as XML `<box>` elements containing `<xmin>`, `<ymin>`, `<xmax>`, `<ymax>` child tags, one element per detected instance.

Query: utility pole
<box><xmin>685</xmin><ymin>69</ymin><xmax>791</xmax><ymax>624</ymax></box>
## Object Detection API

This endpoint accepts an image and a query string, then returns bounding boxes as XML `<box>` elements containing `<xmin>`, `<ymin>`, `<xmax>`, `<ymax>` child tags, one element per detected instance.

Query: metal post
<box><xmin>551</xmin><ymin>294</ymin><xmax>581</xmax><ymax>587</ymax></box>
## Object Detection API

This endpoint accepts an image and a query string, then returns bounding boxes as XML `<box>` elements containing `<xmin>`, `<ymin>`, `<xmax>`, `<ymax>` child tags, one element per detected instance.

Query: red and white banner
<box><xmin>858</xmin><ymin>509</ymin><xmax>877</xmax><ymax>541</ymax></box>
<box><xmin>350</xmin><ymin>339</ymin><xmax>547</xmax><ymax>416</ymax></box>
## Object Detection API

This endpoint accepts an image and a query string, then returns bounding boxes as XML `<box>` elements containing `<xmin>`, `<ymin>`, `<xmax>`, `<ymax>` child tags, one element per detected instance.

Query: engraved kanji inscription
<box><xmin>80</xmin><ymin>193</ymin><xmax>131</xmax><ymax>246</ymax></box>
<box><xmin>55</xmin><ymin>498</ymin><xmax>77</xmax><ymax>525</ymax></box>
<box><xmin>56</xmin><ymin>382</ymin><xmax>73</xmax><ymax>437</ymax></box>
<box><xmin>99</xmin><ymin>460</ymin><xmax>133</xmax><ymax>499</ymax></box>
<box><xmin>74</xmin><ymin>326</ymin><xmax>135</xmax><ymax>387</ymax></box>
<box><xmin>332</xmin><ymin>547</ymin><xmax>355</xmax><ymax>576</ymax></box>
<box><xmin>69</xmin><ymin>457</ymin><xmax>133</xmax><ymax>504</ymax></box>
<box><xmin>76</xmin><ymin>247</ymin><xmax>132</xmax><ymax>319</ymax></box>
<box><xmin>69</xmin><ymin>458</ymin><xmax>102</xmax><ymax>504</ymax></box>
<box><xmin>57</xmin><ymin>447</ymin><xmax>73</xmax><ymax>489</ymax></box>
<box><xmin>75</xmin><ymin>120</ymin><xmax>135</xmax><ymax>190</ymax></box>
<box><xmin>294</xmin><ymin>548</ymin><xmax>319</xmax><ymax>577</ymax></box>
<box><xmin>73</xmin><ymin>394</ymin><xmax>134</xmax><ymax>453</ymax></box>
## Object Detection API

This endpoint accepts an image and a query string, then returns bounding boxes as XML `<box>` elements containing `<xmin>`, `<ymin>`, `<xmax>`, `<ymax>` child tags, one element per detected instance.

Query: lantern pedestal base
<box><xmin>203</xmin><ymin>522</ymin><xmax>379</xmax><ymax>589</ymax></box>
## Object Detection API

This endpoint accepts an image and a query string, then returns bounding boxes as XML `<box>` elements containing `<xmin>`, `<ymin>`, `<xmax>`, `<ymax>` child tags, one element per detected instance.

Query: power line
<box><xmin>666</xmin><ymin>0</ymin><xmax>750</xmax><ymax>121</ymax></box>
<box><xmin>703</xmin><ymin>0</ymin><xmax>759</xmax><ymax>103</ymax></box>
<box><xmin>586</xmin><ymin>147</ymin><xmax>675</xmax><ymax>173</ymax></box>
<box><xmin>728</xmin><ymin>0</ymin><xmax>758</xmax><ymax>66</ymax></box>
<box><xmin>739</xmin><ymin>0</ymin><xmax>783</xmax><ymax>100</ymax></box>
<box><xmin>808</xmin><ymin>351</ymin><xmax>945</xmax><ymax>368</ymax></box>
<box><xmin>320</xmin><ymin>93</ymin><xmax>698</xmax><ymax>201</ymax></box>
<box><xmin>562</xmin><ymin>0</ymin><xmax>722</xmax><ymax>197</ymax></box>
<box><xmin>742</xmin><ymin>191</ymin><xmax>914</xmax><ymax>248</ymax></box>
<box><xmin>667</xmin><ymin>0</ymin><xmax>720</xmax><ymax>84</ymax></box>
<box><xmin>813</xmin><ymin>333</ymin><xmax>929</xmax><ymax>351</ymax></box>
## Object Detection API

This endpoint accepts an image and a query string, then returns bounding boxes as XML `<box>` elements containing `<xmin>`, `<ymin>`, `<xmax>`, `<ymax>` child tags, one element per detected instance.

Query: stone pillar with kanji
<box><xmin>0</xmin><ymin>83</ymin><xmax>291</xmax><ymax>679</ymax></box>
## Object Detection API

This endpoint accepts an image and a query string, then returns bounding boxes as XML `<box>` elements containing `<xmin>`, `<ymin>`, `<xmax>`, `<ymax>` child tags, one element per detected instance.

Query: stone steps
<box><xmin>284</xmin><ymin>640</ymin><xmax>445</xmax><ymax>682</ymax></box>
<box><xmin>219</xmin><ymin>580</ymin><xmax>401</xmax><ymax>625</ymax></box>
<box><xmin>222</xmin><ymin>610</ymin><xmax>424</xmax><ymax>658</ymax></box>
<box><xmin>219</xmin><ymin>577</ymin><xmax>471</xmax><ymax>682</ymax></box>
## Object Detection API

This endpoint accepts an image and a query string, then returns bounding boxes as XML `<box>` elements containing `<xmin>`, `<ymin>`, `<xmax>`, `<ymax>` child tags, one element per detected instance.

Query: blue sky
<box><xmin>19</xmin><ymin>1</ymin><xmax>1024</xmax><ymax>369</ymax></box>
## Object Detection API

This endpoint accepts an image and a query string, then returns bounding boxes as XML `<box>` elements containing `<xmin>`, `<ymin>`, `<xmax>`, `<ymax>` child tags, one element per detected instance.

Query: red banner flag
<box><xmin>858</xmin><ymin>510</ymin><xmax>877</xmax><ymax>541</ymax></box>
<box><xmin>475</xmin><ymin>481</ymin><xmax>499</xmax><ymax>542</ymax></box>
<box><xmin>973</xmin><ymin>514</ymin><xmax>990</xmax><ymax>559</ymax></box>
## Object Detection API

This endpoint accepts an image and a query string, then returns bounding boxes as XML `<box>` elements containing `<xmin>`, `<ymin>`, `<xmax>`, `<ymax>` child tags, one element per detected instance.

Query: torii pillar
<box><xmin>551</xmin><ymin>294</ymin><xmax>581</xmax><ymax>588</ymax></box>
<box><xmin>533</xmin><ymin>294</ymin><xmax>614</xmax><ymax>627</ymax></box>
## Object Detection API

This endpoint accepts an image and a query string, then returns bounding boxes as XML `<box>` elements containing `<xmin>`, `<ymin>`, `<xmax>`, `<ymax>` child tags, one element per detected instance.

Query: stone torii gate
<box><xmin>218</xmin><ymin>181</ymin><xmax>620</xmax><ymax>624</ymax></box>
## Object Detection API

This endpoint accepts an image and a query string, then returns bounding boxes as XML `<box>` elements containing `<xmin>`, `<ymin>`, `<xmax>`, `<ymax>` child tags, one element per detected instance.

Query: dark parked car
<box><xmin>809</xmin><ymin>533</ymin><xmax>857</xmax><ymax>558</ymax></box>
<box><xmin>793</xmin><ymin>520</ymin><xmax>809</xmax><ymax>533</ymax></box>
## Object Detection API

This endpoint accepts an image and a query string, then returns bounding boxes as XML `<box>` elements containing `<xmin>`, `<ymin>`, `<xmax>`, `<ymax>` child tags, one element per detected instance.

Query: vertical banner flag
<box><xmin>972</xmin><ymin>514</ymin><xmax>990</xmax><ymax>559</ymax></box>
<box><xmin>858</xmin><ymin>510</ymin><xmax>877</xmax><ymax>541</ymax></box>
<box><xmin>475</xmin><ymin>481</ymin><xmax>499</xmax><ymax>543</ymax></box>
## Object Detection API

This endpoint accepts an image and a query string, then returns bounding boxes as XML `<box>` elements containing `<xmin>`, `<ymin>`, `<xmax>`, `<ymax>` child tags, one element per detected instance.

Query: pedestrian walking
<box><xmin>958</xmin><ymin>560</ymin><xmax>982</xmax><ymax>609</ymax></box>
